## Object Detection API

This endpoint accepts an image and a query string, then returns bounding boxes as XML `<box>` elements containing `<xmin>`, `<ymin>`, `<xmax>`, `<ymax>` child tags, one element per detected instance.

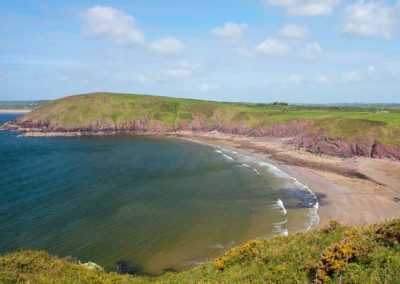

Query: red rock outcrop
<box><xmin>371</xmin><ymin>144</ymin><xmax>400</xmax><ymax>160</ymax></box>
<box><xmin>3</xmin><ymin>115</ymin><xmax>400</xmax><ymax>161</ymax></box>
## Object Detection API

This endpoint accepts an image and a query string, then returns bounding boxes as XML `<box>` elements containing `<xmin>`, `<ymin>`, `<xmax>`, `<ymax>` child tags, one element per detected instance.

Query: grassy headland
<box><xmin>4</xmin><ymin>92</ymin><xmax>400</xmax><ymax>160</ymax></box>
<box><xmin>2</xmin><ymin>219</ymin><xmax>400</xmax><ymax>283</ymax></box>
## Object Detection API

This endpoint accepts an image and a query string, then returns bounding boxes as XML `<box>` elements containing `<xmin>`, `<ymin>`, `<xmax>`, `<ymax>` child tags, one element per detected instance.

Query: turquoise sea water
<box><xmin>0</xmin><ymin>114</ymin><xmax>318</xmax><ymax>275</ymax></box>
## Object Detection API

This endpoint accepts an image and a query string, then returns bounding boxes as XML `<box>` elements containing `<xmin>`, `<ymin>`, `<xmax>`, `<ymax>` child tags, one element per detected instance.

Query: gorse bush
<box><xmin>213</xmin><ymin>240</ymin><xmax>263</xmax><ymax>271</ymax></box>
<box><xmin>374</xmin><ymin>219</ymin><xmax>400</xmax><ymax>247</ymax></box>
<box><xmin>306</xmin><ymin>231</ymin><xmax>375</xmax><ymax>283</ymax></box>
<box><xmin>1</xmin><ymin>219</ymin><xmax>400</xmax><ymax>283</ymax></box>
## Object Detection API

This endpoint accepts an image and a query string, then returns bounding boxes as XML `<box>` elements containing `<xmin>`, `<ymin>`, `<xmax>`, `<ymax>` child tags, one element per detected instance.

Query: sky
<box><xmin>0</xmin><ymin>0</ymin><xmax>400</xmax><ymax>103</ymax></box>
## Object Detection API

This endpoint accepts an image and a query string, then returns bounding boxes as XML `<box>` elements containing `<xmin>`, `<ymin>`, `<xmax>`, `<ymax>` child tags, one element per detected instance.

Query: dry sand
<box><xmin>172</xmin><ymin>131</ymin><xmax>400</xmax><ymax>228</ymax></box>
<box><xmin>0</xmin><ymin>109</ymin><xmax>31</xmax><ymax>114</ymax></box>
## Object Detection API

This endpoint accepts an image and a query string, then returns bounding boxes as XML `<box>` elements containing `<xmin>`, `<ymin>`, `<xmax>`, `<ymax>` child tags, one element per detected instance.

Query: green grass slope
<box><xmin>16</xmin><ymin>92</ymin><xmax>400</xmax><ymax>146</ymax></box>
<box><xmin>2</xmin><ymin>219</ymin><xmax>400</xmax><ymax>283</ymax></box>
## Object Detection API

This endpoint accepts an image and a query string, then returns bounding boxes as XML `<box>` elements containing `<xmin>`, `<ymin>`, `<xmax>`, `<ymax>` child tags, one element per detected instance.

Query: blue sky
<box><xmin>0</xmin><ymin>0</ymin><xmax>400</xmax><ymax>103</ymax></box>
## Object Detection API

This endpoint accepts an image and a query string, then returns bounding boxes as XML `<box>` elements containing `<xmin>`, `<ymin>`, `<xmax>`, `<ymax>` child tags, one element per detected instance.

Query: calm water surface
<box><xmin>0</xmin><ymin>113</ymin><xmax>318</xmax><ymax>275</ymax></box>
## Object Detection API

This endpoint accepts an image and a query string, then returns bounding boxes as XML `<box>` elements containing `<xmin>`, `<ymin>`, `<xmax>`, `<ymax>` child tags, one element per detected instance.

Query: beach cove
<box><xmin>173</xmin><ymin>131</ymin><xmax>400</xmax><ymax>227</ymax></box>
<box><xmin>0</xmin><ymin>113</ymin><xmax>321</xmax><ymax>275</ymax></box>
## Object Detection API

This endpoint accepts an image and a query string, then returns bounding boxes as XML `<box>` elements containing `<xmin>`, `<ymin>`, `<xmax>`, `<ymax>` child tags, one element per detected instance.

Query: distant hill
<box><xmin>296</xmin><ymin>103</ymin><xmax>400</xmax><ymax>110</ymax></box>
<box><xmin>1</xmin><ymin>219</ymin><xmax>400</xmax><ymax>283</ymax></box>
<box><xmin>3</xmin><ymin>92</ymin><xmax>400</xmax><ymax>160</ymax></box>
<box><xmin>0</xmin><ymin>100</ymin><xmax>48</xmax><ymax>110</ymax></box>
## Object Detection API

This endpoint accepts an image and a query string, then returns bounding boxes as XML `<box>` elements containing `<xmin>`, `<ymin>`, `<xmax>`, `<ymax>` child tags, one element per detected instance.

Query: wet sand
<box><xmin>173</xmin><ymin>131</ymin><xmax>400</xmax><ymax>227</ymax></box>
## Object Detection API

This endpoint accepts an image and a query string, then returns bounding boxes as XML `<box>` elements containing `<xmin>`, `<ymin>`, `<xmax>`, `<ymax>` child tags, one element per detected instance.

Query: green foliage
<box><xmin>306</xmin><ymin>231</ymin><xmax>375</xmax><ymax>283</ymax></box>
<box><xmin>2</xmin><ymin>219</ymin><xmax>400</xmax><ymax>283</ymax></box>
<box><xmin>0</xmin><ymin>250</ymin><xmax>141</xmax><ymax>283</ymax></box>
<box><xmin>213</xmin><ymin>240</ymin><xmax>263</xmax><ymax>271</ymax></box>
<box><xmin>0</xmin><ymin>100</ymin><xmax>47</xmax><ymax>110</ymax></box>
<box><xmin>271</xmin><ymin>102</ymin><xmax>289</xmax><ymax>106</ymax></box>
<box><xmin>17</xmin><ymin>92</ymin><xmax>400</xmax><ymax>147</ymax></box>
<box><xmin>374</xmin><ymin>219</ymin><xmax>400</xmax><ymax>247</ymax></box>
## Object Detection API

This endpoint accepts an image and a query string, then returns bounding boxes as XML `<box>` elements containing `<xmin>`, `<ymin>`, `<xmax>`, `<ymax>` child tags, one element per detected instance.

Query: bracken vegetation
<box><xmin>2</xmin><ymin>219</ymin><xmax>400</xmax><ymax>283</ymax></box>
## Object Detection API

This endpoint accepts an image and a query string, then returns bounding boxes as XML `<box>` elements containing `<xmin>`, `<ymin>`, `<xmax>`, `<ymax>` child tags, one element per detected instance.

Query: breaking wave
<box><xmin>213</xmin><ymin>145</ymin><xmax>320</xmax><ymax>232</ymax></box>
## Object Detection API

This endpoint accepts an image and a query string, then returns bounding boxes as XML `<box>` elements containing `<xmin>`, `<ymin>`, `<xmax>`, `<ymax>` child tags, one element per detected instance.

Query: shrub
<box><xmin>374</xmin><ymin>219</ymin><xmax>400</xmax><ymax>247</ymax></box>
<box><xmin>307</xmin><ymin>231</ymin><xmax>374</xmax><ymax>283</ymax></box>
<box><xmin>214</xmin><ymin>240</ymin><xmax>263</xmax><ymax>271</ymax></box>
<box><xmin>322</xmin><ymin>220</ymin><xmax>341</xmax><ymax>233</ymax></box>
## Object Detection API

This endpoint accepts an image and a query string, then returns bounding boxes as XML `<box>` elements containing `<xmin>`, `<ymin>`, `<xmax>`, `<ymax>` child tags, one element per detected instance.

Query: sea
<box><xmin>0</xmin><ymin>113</ymin><xmax>319</xmax><ymax>275</ymax></box>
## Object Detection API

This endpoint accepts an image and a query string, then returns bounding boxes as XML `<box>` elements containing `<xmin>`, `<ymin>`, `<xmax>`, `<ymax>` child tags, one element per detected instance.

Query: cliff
<box><xmin>2</xmin><ymin>92</ymin><xmax>400</xmax><ymax>160</ymax></box>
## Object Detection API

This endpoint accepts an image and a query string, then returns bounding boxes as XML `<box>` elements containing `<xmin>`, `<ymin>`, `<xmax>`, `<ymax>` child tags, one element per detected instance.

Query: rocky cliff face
<box><xmin>371</xmin><ymin>144</ymin><xmax>400</xmax><ymax>160</ymax></box>
<box><xmin>293</xmin><ymin>131</ymin><xmax>400</xmax><ymax>161</ymax></box>
<box><xmin>3</xmin><ymin>114</ymin><xmax>400</xmax><ymax>161</ymax></box>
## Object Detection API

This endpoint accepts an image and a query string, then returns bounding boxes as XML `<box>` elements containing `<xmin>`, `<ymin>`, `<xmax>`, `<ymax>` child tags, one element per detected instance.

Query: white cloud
<box><xmin>343</xmin><ymin>1</ymin><xmax>398</xmax><ymax>39</ymax></box>
<box><xmin>263</xmin><ymin>0</ymin><xmax>340</xmax><ymax>16</ymax></box>
<box><xmin>286</xmin><ymin>74</ymin><xmax>304</xmax><ymax>84</ymax></box>
<box><xmin>317</xmin><ymin>75</ymin><xmax>330</xmax><ymax>84</ymax></box>
<box><xmin>199</xmin><ymin>84</ymin><xmax>220</xmax><ymax>91</ymax></box>
<box><xmin>136</xmin><ymin>63</ymin><xmax>196</xmax><ymax>83</ymax></box>
<box><xmin>150</xmin><ymin>37</ymin><xmax>185</xmax><ymax>55</ymax></box>
<box><xmin>210</xmin><ymin>22</ymin><xmax>248</xmax><ymax>41</ymax></box>
<box><xmin>279</xmin><ymin>25</ymin><xmax>310</xmax><ymax>39</ymax></box>
<box><xmin>342</xmin><ymin>70</ymin><xmax>363</xmax><ymax>83</ymax></box>
<box><xmin>255</xmin><ymin>38</ymin><xmax>289</xmax><ymax>56</ymax></box>
<box><xmin>161</xmin><ymin>67</ymin><xmax>192</xmax><ymax>79</ymax></box>
<box><xmin>302</xmin><ymin>42</ymin><xmax>323</xmax><ymax>60</ymax></box>
<box><xmin>341</xmin><ymin>65</ymin><xmax>380</xmax><ymax>83</ymax></box>
<box><xmin>83</xmin><ymin>6</ymin><xmax>145</xmax><ymax>45</ymax></box>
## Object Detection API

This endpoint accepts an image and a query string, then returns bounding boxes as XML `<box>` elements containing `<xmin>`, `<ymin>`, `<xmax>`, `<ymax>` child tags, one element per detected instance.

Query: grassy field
<box><xmin>0</xmin><ymin>100</ymin><xmax>47</xmax><ymax>110</ymax></box>
<box><xmin>19</xmin><ymin>92</ymin><xmax>400</xmax><ymax>146</ymax></box>
<box><xmin>1</xmin><ymin>219</ymin><xmax>400</xmax><ymax>283</ymax></box>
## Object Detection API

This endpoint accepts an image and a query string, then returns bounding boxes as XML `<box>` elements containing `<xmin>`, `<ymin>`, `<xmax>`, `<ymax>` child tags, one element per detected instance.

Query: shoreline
<box><xmin>0</xmin><ymin>109</ymin><xmax>31</xmax><ymax>114</ymax></box>
<box><xmin>179</xmin><ymin>135</ymin><xmax>320</xmax><ymax>233</ymax></box>
<box><xmin>4</xmin><ymin>128</ymin><xmax>400</xmax><ymax>228</ymax></box>
<box><xmin>170</xmin><ymin>131</ymin><xmax>400</xmax><ymax>228</ymax></box>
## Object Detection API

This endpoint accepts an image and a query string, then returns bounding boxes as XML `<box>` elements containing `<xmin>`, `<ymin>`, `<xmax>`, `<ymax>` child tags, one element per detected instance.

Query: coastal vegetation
<box><xmin>2</xmin><ymin>219</ymin><xmax>400</xmax><ymax>283</ymax></box>
<box><xmin>4</xmin><ymin>92</ymin><xmax>400</xmax><ymax>160</ymax></box>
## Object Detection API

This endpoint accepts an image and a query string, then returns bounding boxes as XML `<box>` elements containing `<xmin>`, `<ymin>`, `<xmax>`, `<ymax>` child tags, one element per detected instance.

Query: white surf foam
<box><xmin>209</xmin><ymin>244</ymin><xmax>225</xmax><ymax>249</ymax></box>
<box><xmin>179</xmin><ymin>137</ymin><xmax>209</xmax><ymax>146</ymax></box>
<box><xmin>257</xmin><ymin>161</ymin><xmax>320</xmax><ymax>230</ymax></box>
<box><xmin>214</xmin><ymin>149</ymin><xmax>234</xmax><ymax>160</ymax></box>
<box><xmin>222</xmin><ymin>153</ymin><xmax>234</xmax><ymax>160</ymax></box>
<box><xmin>274</xmin><ymin>199</ymin><xmax>288</xmax><ymax>215</ymax></box>
<box><xmin>272</xmin><ymin>219</ymin><xmax>289</xmax><ymax>236</ymax></box>
<box><xmin>182</xmin><ymin>137</ymin><xmax>320</xmax><ymax>231</ymax></box>
<box><xmin>257</xmin><ymin>161</ymin><xmax>294</xmax><ymax>180</ymax></box>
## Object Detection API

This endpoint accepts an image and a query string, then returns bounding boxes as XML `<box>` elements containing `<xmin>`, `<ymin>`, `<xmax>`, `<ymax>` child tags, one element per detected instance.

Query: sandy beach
<box><xmin>0</xmin><ymin>109</ymin><xmax>31</xmax><ymax>114</ymax></box>
<box><xmin>172</xmin><ymin>131</ymin><xmax>400</xmax><ymax>228</ymax></box>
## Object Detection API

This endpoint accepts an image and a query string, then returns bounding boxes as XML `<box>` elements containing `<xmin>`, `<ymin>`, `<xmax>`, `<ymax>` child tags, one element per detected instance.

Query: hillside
<box><xmin>0</xmin><ymin>100</ymin><xmax>47</xmax><ymax>110</ymax></box>
<box><xmin>2</xmin><ymin>92</ymin><xmax>400</xmax><ymax>160</ymax></box>
<box><xmin>1</xmin><ymin>219</ymin><xmax>400</xmax><ymax>283</ymax></box>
